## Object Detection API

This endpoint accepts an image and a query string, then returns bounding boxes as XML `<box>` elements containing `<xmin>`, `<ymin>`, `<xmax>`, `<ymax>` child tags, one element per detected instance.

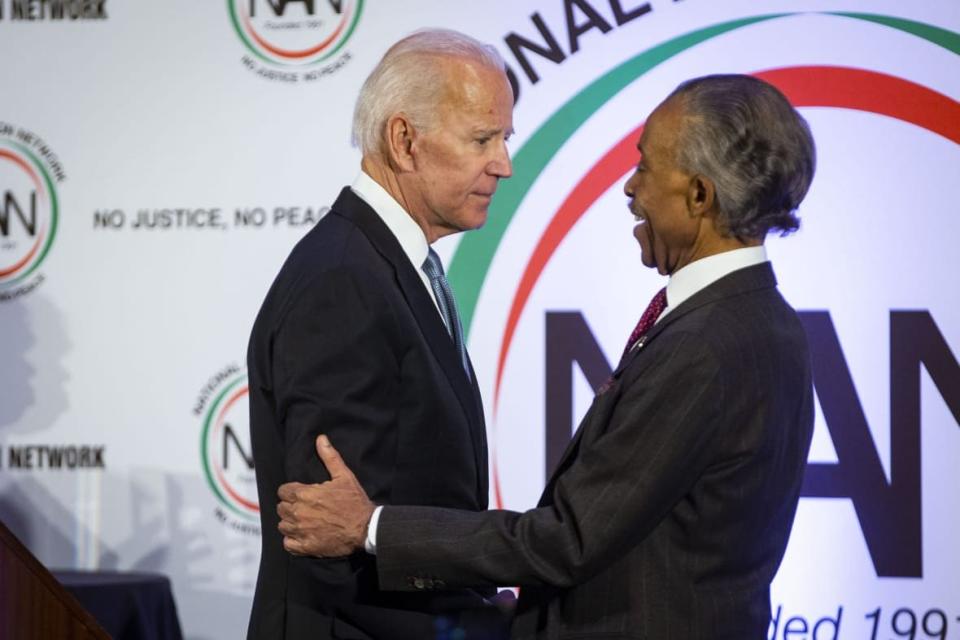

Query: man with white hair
<box><xmin>246</xmin><ymin>29</ymin><xmax>514</xmax><ymax>639</ymax></box>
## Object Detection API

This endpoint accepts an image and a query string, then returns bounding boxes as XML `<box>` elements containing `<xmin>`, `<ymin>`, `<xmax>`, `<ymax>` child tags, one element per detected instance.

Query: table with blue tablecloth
<box><xmin>53</xmin><ymin>570</ymin><xmax>184</xmax><ymax>640</ymax></box>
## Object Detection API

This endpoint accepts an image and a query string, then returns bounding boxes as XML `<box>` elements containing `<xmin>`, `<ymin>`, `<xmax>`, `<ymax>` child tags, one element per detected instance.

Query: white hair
<box><xmin>352</xmin><ymin>28</ymin><xmax>506</xmax><ymax>155</ymax></box>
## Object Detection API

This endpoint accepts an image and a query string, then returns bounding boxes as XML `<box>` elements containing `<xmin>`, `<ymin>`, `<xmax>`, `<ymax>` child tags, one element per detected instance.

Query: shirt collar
<box><xmin>663</xmin><ymin>245</ymin><xmax>768</xmax><ymax>317</ymax></box>
<box><xmin>350</xmin><ymin>171</ymin><xmax>429</xmax><ymax>271</ymax></box>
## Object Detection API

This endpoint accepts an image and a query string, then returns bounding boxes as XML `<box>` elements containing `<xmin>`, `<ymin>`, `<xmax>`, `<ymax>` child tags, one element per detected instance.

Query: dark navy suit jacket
<box><xmin>247</xmin><ymin>188</ymin><xmax>491</xmax><ymax>639</ymax></box>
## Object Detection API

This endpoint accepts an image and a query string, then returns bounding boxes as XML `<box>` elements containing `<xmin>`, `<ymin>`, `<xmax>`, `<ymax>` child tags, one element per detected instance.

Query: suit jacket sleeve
<box><xmin>376</xmin><ymin>328</ymin><xmax>725</xmax><ymax>590</ymax></box>
<box><xmin>273</xmin><ymin>266</ymin><xmax>402</xmax><ymax>492</ymax></box>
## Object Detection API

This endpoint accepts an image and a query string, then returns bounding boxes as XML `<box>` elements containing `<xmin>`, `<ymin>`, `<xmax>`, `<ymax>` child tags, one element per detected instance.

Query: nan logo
<box><xmin>195</xmin><ymin>364</ymin><xmax>260</xmax><ymax>536</ymax></box>
<box><xmin>228</xmin><ymin>0</ymin><xmax>364</xmax><ymax>83</ymax></box>
<box><xmin>0</xmin><ymin>123</ymin><xmax>64</xmax><ymax>301</ymax></box>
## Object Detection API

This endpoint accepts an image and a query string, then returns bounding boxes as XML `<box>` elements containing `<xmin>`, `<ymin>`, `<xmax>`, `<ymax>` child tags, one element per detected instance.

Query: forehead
<box><xmin>437</xmin><ymin>58</ymin><xmax>513</xmax><ymax>121</ymax></box>
<box><xmin>639</xmin><ymin>97</ymin><xmax>686</xmax><ymax>158</ymax></box>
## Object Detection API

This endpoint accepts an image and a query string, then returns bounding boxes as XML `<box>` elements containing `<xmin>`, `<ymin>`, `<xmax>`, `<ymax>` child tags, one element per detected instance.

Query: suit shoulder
<box><xmin>249</xmin><ymin>212</ymin><xmax>395</xmax><ymax>336</ymax></box>
<box><xmin>286</xmin><ymin>210</ymin><xmax>371</xmax><ymax>268</ymax></box>
<box><xmin>684</xmin><ymin>285</ymin><xmax>803</xmax><ymax>343</ymax></box>
<box><xmin>647</xmin><ymin>286</ymin><xmax>809</xmax><ymax>384</ymax></box>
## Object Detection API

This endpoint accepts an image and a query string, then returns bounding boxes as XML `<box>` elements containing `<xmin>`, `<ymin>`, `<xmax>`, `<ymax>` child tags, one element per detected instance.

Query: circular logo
<box><xmin>200</xmin><ymin>373</ymin><xmax>259</xmax><ymax>519</ymax></box>
<box><xmin>228</xmin><ymin>0</ymin><xmax>364</xmax><ymax>67</ymax></box>
<box><xmin>0</xmin><ymin>141</ymin><xmax>58</xmax><ymax>290</ymax></box>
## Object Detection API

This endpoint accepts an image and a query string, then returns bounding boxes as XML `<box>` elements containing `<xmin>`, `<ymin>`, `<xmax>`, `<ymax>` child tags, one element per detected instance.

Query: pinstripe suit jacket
<box><xmin>376</xmin><ymin>262</ymin><xmax>814</xmax><ymax>639</ymax></box>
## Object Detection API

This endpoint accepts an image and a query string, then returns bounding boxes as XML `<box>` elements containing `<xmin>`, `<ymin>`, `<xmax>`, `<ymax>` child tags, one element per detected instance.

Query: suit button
<box><xmin>413</xmin><ymin>577</ymin><xmax>425</xmax><ymax>590</ymax></box>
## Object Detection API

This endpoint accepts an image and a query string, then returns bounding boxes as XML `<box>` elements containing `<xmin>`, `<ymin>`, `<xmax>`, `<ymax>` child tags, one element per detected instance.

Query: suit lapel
<box><xmin>612</xmin><ymin>262</ymin><xmax>778</xmax><ymax>378</ymax></box>
<box><xmin>329</xmin><ymin>189</ymin><xmax>487</xmax><ymax>483</ymax></box>
<box><xmin>388</xmin><ymin>243</ymin><xmax>488</xmax><ymax>488</ymax></box>
<box><xmin>465</xmin><ymin>354</ymin><xmax>489</xmax><ymax>501</ymax></box>
<box><xmin>539</xmin><ymin>262</ymin><xmax>779</xmax><ymax>503</ymax></box>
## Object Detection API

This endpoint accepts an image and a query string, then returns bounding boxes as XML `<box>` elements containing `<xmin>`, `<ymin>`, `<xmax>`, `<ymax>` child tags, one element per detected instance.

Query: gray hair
<box><xmin>668</xmin><ymin>74</ymin><xmax>816</xmax><ymax>239</ymax></box>
<box><xmin>352</xmin><ymin>28</ymin><xmax>506</xmax><ymax>155</ymax></box>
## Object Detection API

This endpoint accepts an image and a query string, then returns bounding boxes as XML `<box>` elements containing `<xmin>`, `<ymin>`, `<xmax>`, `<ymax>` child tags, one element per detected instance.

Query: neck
<box><xmin>711</xmin><ymin>234</ymin><xmax>762</xmax><ymax>254</ymax></box>
<box><xmin>678</xmin><ymin>213</ymin><xmax>762</xmax><ymax>272</ymax></box>
<box><xmin>361</xmin><ymin>155</ymin><xmax>437</xmax><ymax>243</ymax></box>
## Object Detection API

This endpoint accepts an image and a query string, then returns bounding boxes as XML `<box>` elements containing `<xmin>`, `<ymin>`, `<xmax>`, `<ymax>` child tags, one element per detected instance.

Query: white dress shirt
<box><xmin>660</xmin><ymin>245</ymin><xmax>768</xmax><ymax>320</ymax></box>
<box><xmin>625</xmin><ymin>246</ymin><xmax>768</xmax><ymax>352</ymax></box>
<box><xmin>350</xmin><ymin>172</ymin><xmax>442</xmax><ymax>315</ymax></box>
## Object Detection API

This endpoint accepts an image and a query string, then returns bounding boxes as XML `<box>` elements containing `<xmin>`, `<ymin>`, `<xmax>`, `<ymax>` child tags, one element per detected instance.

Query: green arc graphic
<box><xmin>831</xmin><ymin>12</ymin><xmax>960</xmax><ymax>54</ymax></box>
<box><xmin>448</xmin><ymin>11</ymin><xmax>960</xmax><ymax>339</ymax></box>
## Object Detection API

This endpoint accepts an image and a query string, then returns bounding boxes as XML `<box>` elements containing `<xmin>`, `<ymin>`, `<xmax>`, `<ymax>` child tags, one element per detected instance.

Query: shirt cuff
<box><xmin>364</xmin><ymin>505</ymin><xmax>383</xmax><ymax>555</ymax></box>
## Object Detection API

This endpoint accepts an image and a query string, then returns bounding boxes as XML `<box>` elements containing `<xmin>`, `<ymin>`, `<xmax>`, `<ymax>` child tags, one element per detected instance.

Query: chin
<box><xmin>462</xmin><ymin>210</ymin><xmax>489</xmax><ymax>231</ymax></box>
<box><xmin>639</xmin><ymin>251</ymin><xmax>663</xmax><ymax>274</ymax></box>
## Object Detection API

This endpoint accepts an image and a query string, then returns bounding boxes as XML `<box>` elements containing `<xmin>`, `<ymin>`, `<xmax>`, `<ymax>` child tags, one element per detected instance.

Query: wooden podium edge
<box><xmin>0</xmin><ymin>519</ymin><xmax>111</xmax><ymax>639</ymax></box>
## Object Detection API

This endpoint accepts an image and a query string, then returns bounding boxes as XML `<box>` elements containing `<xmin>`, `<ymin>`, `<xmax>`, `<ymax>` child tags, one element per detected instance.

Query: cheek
<box><xmin>453</xmin><ymin>167</ymin><xmax>484</xmax><ymax>199</ymax></box>
<box><xmin>636</xmin><ymin>187</ymin><xmax>658</xmax><ymax>217</ymax></box>
<box><xmin>419</xmin><ymin>142</ymin><xmax>463</xmax><ymax>184</ymax></box>
<box><xmin>423</xmin><ymin>163</ymin><xmax>460</xmax><ymax>197</ymax></box>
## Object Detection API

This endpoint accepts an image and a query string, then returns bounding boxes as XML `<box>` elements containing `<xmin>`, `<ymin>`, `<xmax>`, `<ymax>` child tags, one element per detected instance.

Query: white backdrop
<box><xmin>1</xmin><ymin>1</ymin><xmax>958</xmax><ymax>638</ymax></box>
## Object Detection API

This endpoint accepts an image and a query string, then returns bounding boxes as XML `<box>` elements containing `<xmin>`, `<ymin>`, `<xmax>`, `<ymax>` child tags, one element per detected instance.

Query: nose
<box><xmin>489</xmin><ymin>139</ymin><xmax>513</xmax><ymax>179</ymax></box>
<box><xmin>624</xmin><ymin>170</ymin><xmax>637</xmax><ymax>197</ymax></box>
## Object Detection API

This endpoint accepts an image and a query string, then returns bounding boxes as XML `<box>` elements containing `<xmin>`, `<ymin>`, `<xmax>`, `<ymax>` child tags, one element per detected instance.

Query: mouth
<box><xmin>632</xmin><ymin>218</ymin><xmax>656</xmax><ymax>269</ymax></box>
<box><xmin>628</xmin><ymin>201</ymin><xmax>645</xmax><ymax>223</ymax></box>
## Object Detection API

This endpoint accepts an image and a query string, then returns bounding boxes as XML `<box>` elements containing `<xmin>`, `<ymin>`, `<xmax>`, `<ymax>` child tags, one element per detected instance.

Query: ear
<box><xmin>384</xmin><ymin>114</ymin><xmax>417</xmax><ymax>172</ymax></box>
<box><xmin>686</xmin><ymin>174</ymin><xmax>716</xmax><ymax>218</ymax></box>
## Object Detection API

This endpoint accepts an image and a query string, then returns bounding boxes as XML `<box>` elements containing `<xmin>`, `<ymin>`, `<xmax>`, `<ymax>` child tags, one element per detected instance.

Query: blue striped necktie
<box><xmin>422</xmin><ymin>248</ymin><xmax>470</xmax><ymax>380</ymax></box>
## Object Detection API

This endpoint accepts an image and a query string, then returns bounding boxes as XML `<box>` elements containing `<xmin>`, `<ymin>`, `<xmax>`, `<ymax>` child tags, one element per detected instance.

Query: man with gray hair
<box><xmin>276</xmin><ymin>74</ymin><xmax>817</xmax><ymax>639</ymax></box>
<box><xmin>246</xmin><ymin>28</ymin><xmax>513</xmax><ymax>639</ymax></box>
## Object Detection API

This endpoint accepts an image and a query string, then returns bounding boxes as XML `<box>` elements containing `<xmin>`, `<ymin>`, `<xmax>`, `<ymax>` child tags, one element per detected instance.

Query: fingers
<box><xmin>277</xmin><ymin>509</ymin><xmax>295</xmax><ymax>533</ymax></box>
<box><xmin>314</xmin><ymin>434</ymin><xmax>353</xmax><ymax>480</ymax></box>
<box><xmin>277</xmin><ymin>495</ymin><xmax>309</xmax><ymax>556</ymax></box>
<box><xmin>282</xmin><ymin>534</ymin><xmax>307</xmax><ymax>556</ymax></box>
<box><xmin>277</xmin><ymin>481</ymin><xmax>307</xmax><ymax>503</ymax></box>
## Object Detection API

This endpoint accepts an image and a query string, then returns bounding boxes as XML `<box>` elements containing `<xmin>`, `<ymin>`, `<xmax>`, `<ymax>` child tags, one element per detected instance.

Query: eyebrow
<box><xmin>475</xmin><ymin>126</ymin><xmax>514</xmax><ymax>137</ymax></box>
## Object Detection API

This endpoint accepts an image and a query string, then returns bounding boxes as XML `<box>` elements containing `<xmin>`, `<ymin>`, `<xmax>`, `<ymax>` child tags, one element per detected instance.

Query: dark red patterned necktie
<box><xmin>621</xmin><ymin>287</ymin><xmax>667</xmax><ymax>359</ymax></box>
